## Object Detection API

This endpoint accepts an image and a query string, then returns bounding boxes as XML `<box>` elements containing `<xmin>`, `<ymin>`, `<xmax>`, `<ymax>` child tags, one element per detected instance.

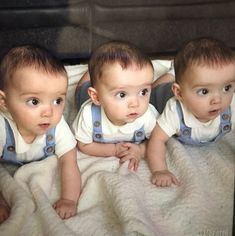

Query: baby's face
<box><xmin>94</xmin><ymin>62</ymin><xmax>153</xmax><ymax>126</ymax></box>
<box><xmin>4</xmin><ymin>67</ymin><xmax>67</xmax><ymax>143</ymax></box>
<box><xmin>178</xmin><ymin>62</ymin><xmax>235</xmax><ymax>122</ymax></box>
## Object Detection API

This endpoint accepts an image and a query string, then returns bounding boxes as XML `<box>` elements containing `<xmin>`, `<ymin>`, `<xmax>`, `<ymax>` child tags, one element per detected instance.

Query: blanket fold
<box><xmin>0</xmin><ymin>131</ymin><xmax>233</xmax><ymax>235</ymax></box>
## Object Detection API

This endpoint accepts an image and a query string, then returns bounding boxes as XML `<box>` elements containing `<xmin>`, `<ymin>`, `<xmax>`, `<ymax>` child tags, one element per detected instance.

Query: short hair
<box><xmin>88</xmin><ymin>41</ymin><xmax>153</xmax><ymax>87</ymax></box>
<box><xmin>174</xmin><ymin>37</ymin><xmax>235</xmax><ymax>83</ymax></box>
<box><xmin>0</xmin><ymin>45</ymin><xmax>67</xmax><ymax>90</ymax></box>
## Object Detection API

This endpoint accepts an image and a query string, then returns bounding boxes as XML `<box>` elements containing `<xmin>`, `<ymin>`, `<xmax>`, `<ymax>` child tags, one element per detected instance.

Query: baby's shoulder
<box><xmin>79</xmin><ymin>100</ymin><xmax>93</xmax><ymax>115</ymax></box>
<box><xmin>231</xmin><ymin>94</ymin><xmax>235</xmax><ymax>110</ymax></box>
<box><xmin>0</xmin><ymin>114</ymin><xmax>7</xmax><ymax>147</ymax></box>
<box><xmin>162</xmin><ymin>97</ymin><xmax>178</xmax><ymax>114</ymax></box>
<box><xmin>0</xmin><ymin>114</ymin><xmax>6</xmax><ymax>128</ymax></box>
<box><xmin>146</xmin><ymin>103</ymin><xmax>159</xmax><ymax>117</ymax></box>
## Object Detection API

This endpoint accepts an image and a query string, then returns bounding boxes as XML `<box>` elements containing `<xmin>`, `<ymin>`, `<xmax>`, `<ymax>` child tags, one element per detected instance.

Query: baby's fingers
<box><xmin>128</xmin><ymin>158</ymin><xmax>139</xmax><ymax>171</ymax></box>
<box><xmin>117</xmin><ymin>150</ymin><xmax>129</xmax><ymax>159</ymax></box>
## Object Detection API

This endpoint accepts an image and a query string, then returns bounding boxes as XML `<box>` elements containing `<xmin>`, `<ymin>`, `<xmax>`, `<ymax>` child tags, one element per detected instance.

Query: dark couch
<box><xmin>0</xmin><ymin>0</ymin><xmax>235</xmax><ymax>61</ymax></box>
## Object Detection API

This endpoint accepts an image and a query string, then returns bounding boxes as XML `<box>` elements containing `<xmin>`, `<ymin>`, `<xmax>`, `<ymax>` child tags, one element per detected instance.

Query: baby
<box><xmin>0</xmin><ymin>45</ymin><xmax>81</xmax><ymax>221</ymax></box>
<box><xmin>73</xmin><ymin>41</ymin><xmax>159</xmax><ymax>170</ymax></box>
<box><xmin>147</xmin><ymin>37</ymin><xmax>235</xmax><ymax>187</ymax></box>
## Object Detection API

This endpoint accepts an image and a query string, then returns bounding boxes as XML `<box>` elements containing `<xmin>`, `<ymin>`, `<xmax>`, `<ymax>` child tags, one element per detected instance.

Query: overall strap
<box><xmin>210</xmin><ymin>106</ymin><xmax>232</xmax><ymax>143</ymax></box>
<box><xmin>132</xmin><ymin>126</ymin><xmax>145</xmax><ymax>143</ymax></box>
<box><xmin>175</xmin><ymin>101</ymin><xmax>194</xmax><ymax>144</ymax></box>
<box><xmin>1</xmin><ymin>118</ymin><xmax>21</xmax><ymax>164</ymax></box>
<box><xmin>91</xmin><ymin>104</ymin><xmax>104</xmax><ymax>142</ymax></box>
<box><xmin>219</xmin><ymin>106</ymin><xmax>231</xmax><ymax>134</ymax></box>
<box><xmin>43</xmin><ymin>127</ymin><xmax>56</xmax><ymax>158</ymax></box>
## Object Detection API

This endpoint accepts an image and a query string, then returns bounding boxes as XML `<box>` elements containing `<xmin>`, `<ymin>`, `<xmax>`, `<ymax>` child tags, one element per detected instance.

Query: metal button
<box><xmin>46</xmin><ymin>146</ymin><xmax>54</xmax><ymax>153</ymax></box>
<box><xmin>222</xmin><ymin>114</ymin><xmax>230</xmax><ymax>120</ymax></box>
<box><xmin>95</xmin><ymin>134</ymin><xmax>102</xmax><ymax>139</ymax></box>
<box><xmin>94</xmin><ymin>121</ymin><xmax>101</xmax><ymax>127</ymax></box>
<box><xmin>136</xmin><ymin>131</ymin><xmax>143</xmax><ymax>137</ymax></box>
<box><xmin>47</xmin><ymin>135</ymin><xmax>54</xmax><ymax>141</ymax></box>
<box><xmin>7</xmin><ymin>146</ymin><xmax>15</xmax><ymax>152</ymax></box>
<box><xmin>182</xmin><ymin>129</ymin><xmax>190</xmax><ymax>136</ymax></box>
<box><xmin>223</xmin><ymin>125</ymin><xmax>231</xmax><ymax>131</ymax></box>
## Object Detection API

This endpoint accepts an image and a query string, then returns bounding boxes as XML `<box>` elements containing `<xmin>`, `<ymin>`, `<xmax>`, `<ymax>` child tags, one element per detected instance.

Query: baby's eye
<box><xmin>53</xmin><ymin>98</ymin><xmax>64</xmax><ymax>105</ymax></box>
<box><xmin>139</xmin><ymin>88</ymin><xmax>149</xmax><ymax>96</ymax></box>
<box><xmin>197</xmin><ymin>88</ymin><xmax>208</xmax><ymax>95</ymax></box>
<box><xmin>116</xmin><ymin>92</ymin><xmax>126</xmax><ymax>99</ymax></box>
<box><xmin>27</xmin><ymin>98</ymin><xmax>40</xmax><ymax>106</ymax></box>
<box><xmin>223</xmin><ymin>84</ymin><xmax>232</xmax><ymax>92</ymax></box>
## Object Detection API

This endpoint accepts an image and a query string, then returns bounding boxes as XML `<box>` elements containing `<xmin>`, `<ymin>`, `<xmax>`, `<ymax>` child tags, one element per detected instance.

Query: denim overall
<box><xmin>91</xmin><ymin>104</ymin><xmax>146</xmax><ymax>144</ymax></box>
<box><xmin>1</xmin><ymin>119</ymin><xmax>56</xmax><ymax>165</ymax></box>
<box><xmin>175</xmin><ymin>101</ymin><xmax>231</xmax><ymax>146</ymax></box>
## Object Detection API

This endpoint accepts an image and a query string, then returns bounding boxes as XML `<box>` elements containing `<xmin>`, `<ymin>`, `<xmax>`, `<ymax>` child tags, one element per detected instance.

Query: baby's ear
<box><xmin>171</xmin><ymin>83</ymin><xmax>182</xmax><ymax>101</ymax></box>
<box><xmin>87</xmin><ymin>87</ymin><xmax>101</xmax><ymax>106</ymax></box>
<box><xmin>0</xmin><ymin>90</ymin><xmax>7</xmax><ymax>109</ymax></box>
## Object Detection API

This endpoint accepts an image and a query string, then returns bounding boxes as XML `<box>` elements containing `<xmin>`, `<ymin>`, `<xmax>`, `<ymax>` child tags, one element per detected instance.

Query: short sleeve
<box><xmin>231</xmin><ymin>94</ymin><xmax>235</xmax><ymax>130</ymax></box>
<box><xmin>0</xmin><ymin>115</ymin><xmax>6</xmax><ymax>156</ymax></box>
<box><xmin>144</xmin><ymin>104</ymin><xmax>159</xmax><ymax>139</ymax></box>
<box><xmin>157</xmin><ymin>98</ymin><xmax>180</xmax><ymax>137</ymax></box>
<box><xmin>55</xmin><ymin>116</ymin><xmax>77</xmax><ymax>157</ymax></box>
<box><xmin>72</xmin><ymin>100</ymin><xmax>94</xmax><ymax>144</ymax></box>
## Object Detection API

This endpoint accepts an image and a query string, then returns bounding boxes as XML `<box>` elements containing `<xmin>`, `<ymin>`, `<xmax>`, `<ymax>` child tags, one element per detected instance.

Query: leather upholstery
<box><xmin>0</xmin><ymin>0</ymin><xmax>235</xmax><ymax>61</ymax></box>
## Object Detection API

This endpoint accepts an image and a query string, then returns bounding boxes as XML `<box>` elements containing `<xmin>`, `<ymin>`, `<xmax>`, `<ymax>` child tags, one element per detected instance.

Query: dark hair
<box><xmin>0</xmin><ymin>45</ymin><xmax>67</xmax><ymax>90</ymax></box>
<box><xmin>174</xmin><ymin>37</ymin><xmax>235</xmax><ymax>83</ymax></box>
<box><xmin>88</xmin><ymin>41</ymin><xmax>153</xmax><ymax>87</ymax></box>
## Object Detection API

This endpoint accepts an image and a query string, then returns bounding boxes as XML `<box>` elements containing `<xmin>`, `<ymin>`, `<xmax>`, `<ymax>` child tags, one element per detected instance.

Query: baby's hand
<box><xmin>53</xmin><ymin>199</ymin><xmax>77</xmax><ymax>219</ymax></box>
<box><xmin>115</xmin><ymin>142</ymin><xmax>129</xmax><ymax>157</ymax></box>
<box><xmin>118</xmin><ymin>143</ymin><xmax>142</xmax><ymax>171</ymax></box>
<box><xmin>0</xmin><ymin>203</ymin><xmax>10</xmax><ymax>223</ymax></box>
<box><xmin>151</xmin><ymin>170</ymin><xmax>180</xmax><ymax>187</ymax></box>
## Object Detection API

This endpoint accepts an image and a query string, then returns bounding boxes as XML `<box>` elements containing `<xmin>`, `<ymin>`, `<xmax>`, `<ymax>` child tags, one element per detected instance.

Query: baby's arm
<box><xmin>77</xmin><ymin>141</ymin><xmax>128</xmax><ymax>157</ymax></box>
<box><xmin>0</xmin><ymin>193</ymin><xmax>10</xmax><ymax>223</ymax></box>
<box><xmin>78</xmin><ymin>141</ymin><xmax>143</xmax><ymax>171</ymax></box>
<box><xmin>53</xmin><ymin>147</ymin><xmax>81</xmax><ymax>219</ymax></box>
<box><xmin>152</xmin><ymin>72</ymin><xmax>175</xmax><ymax>88</ymax></box>
<box><xmin>147</xmin><ymin>124</ymin><xmax>180</xmax><ymax>187</ymax></box>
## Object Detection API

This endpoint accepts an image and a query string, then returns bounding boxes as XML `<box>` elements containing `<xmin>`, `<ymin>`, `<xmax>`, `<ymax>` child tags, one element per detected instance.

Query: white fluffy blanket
<box><xmin>0</xmin><ymin>61</ymin><xmax>234</xmax><ymax>236</ymax></box>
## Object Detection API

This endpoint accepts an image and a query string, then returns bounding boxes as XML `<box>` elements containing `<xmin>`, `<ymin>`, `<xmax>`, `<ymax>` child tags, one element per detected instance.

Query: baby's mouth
<box><xmin>209</xmin><ymin>109</ymin><xmax>220</xmax><ymax>116</ymax></box>
<box><xmin>39</xmin><ymin>123</ymin><xmax>50</xmax><ymax>129</ymax></box>
<box><xmin>127</xmin><ymin>113</ymin><xmax>138</xmax><ymax>118</ymax></box>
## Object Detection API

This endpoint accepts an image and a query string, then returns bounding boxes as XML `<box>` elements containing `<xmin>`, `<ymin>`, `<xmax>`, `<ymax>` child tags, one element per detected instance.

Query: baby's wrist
<box><xmin>113</xmin><ymin>143</ymin><xmax>117</xmax><ymax>156</ymax></box>
<box><xmin>152</xmin><ymin>169</ymin><xmax>168</xmax><ymax>174</ymax></box>
<box><xmin>60</xmin><ymin>198</ymin><xmax>77</xmax><ymax>205</ymax></box>
<box><xmin>137</xmin><ymin>145</ymin><xmax>142</xmax><ymax>158</ymax></box>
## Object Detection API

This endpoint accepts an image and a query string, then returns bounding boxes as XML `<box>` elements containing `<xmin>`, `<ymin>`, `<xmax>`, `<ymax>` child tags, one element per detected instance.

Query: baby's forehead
<box><xmin>103</xmin><ymin>60</ymin><xmax>151</xmax><ymax>73</ymax></box>
<box><xmin>8</xmin><ymin>66</ymin><xmax>67</xmax><ymax>89</ymax></box>
<box><xmin>12</xmin><ymin>65</ymin><xmax>67</xmax><ymax>78</ymax></box>
<box><xmin>92</xmin><ymin>61</ymin><xmax>153</xmax><ymax>87</ymax></box>
<box><xmin>182</xmin><ymin>63</ymin><xmax>235</xmax><ymax>85</ymax></box>
<box><xmin>9</xmin><ymin>67</ymin><xmax>68</xmax><ymax>93</ymax></box>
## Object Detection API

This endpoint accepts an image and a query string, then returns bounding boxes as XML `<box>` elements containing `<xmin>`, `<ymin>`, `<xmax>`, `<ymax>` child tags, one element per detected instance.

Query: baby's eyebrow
<box><xmin>57</xmin><ymin>92</ymin><xmax>67</xmax><ymax>96</ymax></box>
<box><xmin>19</xmin><ymin>92</ymin><xmax>40</xmax><ymax>96</ymax></box>
<box><xmin>228</xmin><ymin>78</ymin><xmax>235</xmax><ymax>83</ymax></box>
<box><xmin>191</xmin><ymin>83</ymin><xmax>211</xmax><ymax>89</ymax></box>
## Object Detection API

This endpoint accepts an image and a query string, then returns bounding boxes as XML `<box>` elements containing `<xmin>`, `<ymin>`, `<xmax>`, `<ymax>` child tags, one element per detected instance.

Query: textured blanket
<box><xmin>0</xmin><ymin>61</ymin><xmax>234</xmax><ymax>236</ymax></box>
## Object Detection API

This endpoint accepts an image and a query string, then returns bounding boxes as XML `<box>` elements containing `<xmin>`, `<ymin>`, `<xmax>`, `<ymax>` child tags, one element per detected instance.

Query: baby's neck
<box><xmin>20</xmin><ymin>133</ymin><xmax>37</xmax><ymax>144</ymax></box>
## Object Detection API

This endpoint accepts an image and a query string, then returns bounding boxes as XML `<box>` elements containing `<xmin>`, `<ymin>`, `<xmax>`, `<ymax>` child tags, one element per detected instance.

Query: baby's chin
<box><xmin>110</xmin><ymin>118</ymin><xmax>133</xmax><ymax>126</ymax></box>
<box><xmin>195</xmin><ymin>113</ymin><xmax>220</xmax><ymax>123</ymax></box>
